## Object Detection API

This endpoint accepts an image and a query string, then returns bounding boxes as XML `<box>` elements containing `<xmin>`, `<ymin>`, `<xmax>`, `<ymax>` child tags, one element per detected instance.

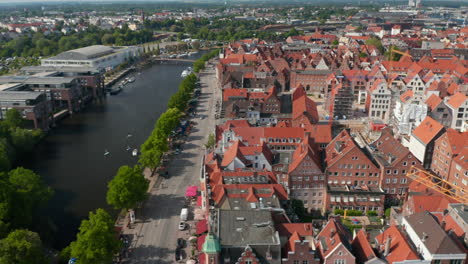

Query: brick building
<box><xmin>315</xmin><ymin>218</ymin><xmax>356</xmax><ymax>264</ymax></box>
<box><xmin>325</xmin><ymin>185</ymin><xmax>385</xmax><ymax>216</ymax></box>
<box><xmin>326</xmin><ymin>130</ymin><xmax>381</xmax><ymax>187</ymax></box>
<box><xmin>370</xmin><ymin>128</ymin><xmax>422</xmax><ymax>197</ymax></box>
<box><xmin>448</xmin><ymin>148</ymin><xmax>468</xmax><ymax>196</ymax></box>
<box><xmin>430</xmin><ymin>129</ymin><xmax>468</xmax><ymax>180</ymax></box>
<box><xmin>288</xmin><ymin>136</ymin><xmax>325</xmax><ymax>212</ymax></box>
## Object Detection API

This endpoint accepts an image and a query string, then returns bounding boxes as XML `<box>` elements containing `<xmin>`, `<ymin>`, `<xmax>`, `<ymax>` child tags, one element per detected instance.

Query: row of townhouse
<box><xmin>198</xmin><ymin>34</ymin><xmax>467</xmax><ymax>264</ymax></box>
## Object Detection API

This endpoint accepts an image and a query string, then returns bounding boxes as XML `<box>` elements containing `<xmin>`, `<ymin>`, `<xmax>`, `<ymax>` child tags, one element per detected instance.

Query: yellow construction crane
<box><xmin>387</xmin><ymin>47</ymin><xmax>412</xmax><ymax>87</ymax></box>
<box><xmin>406</xmin><ymin>166</ymin><xmax>468</xmax><ymax>204</ymax></box>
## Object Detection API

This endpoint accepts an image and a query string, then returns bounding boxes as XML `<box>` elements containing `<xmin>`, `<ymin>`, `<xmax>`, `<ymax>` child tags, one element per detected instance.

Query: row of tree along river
<box><xmin>22</xmin><ymin>53</ymin><xmax>205</xmax><ymax>250</ymax></box>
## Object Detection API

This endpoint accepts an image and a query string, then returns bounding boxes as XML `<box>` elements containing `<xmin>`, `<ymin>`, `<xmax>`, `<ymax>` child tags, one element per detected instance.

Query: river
<box><xmin>23</xmin><ymin>54</ymin><xmax>200</xmax><ymax>249</ymax></box>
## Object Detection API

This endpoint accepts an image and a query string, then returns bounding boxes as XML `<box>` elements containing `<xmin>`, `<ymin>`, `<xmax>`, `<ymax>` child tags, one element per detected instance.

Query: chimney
<box><xmin>330</xmin><ymin>228</ymin><xmax>336</xmax><ymax>237</ymax></box>
<box><xmin>384</xmin><ymin>236</ymin><xmax>392</xmax><ymax>256</ymax></box>
<box><xmin>422</xmin><ymin>232</ymin><xmax>428</xmax><ymax>242</ymax></box>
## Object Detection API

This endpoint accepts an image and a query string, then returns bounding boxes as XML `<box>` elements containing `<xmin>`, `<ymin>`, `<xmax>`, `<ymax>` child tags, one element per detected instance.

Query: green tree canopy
<box><xmin>4</xmin><ymin>109</ymin><xmax>24</xmax><ymax>129</ymax></box>
<box><xmin>106</xmin><ymin>166</ymin><xmax>149</xmax><ymax>210</ymax></box>
<box><xmin>69</xmin><ymin>209</ymin><xmax>121</xmax><ymax>264</ymax></box>
<box><xmin>154</xmin><ymin>108</ymin><xmax>181</xmax><ymax>139</ymax></box>
<box><xmin>9</xmin><ymin>127</ymin><xmax>43</xmax><ymax>156</ymax></box>
<box><xmin>6</xmin><ymin>167</ymin><xmax>53</xmax><ymax>228</ymax></box>
<box><xmin>0</xmin><ymin>229</ymin><xmax>47</xmax><ymax>264</ymax></box>
<box><xmin>205</xmin><ymin>133</ymin><xmax>216</xmax><ymax>149</ymax></box>
<box><xmin>365</xmin><ymin>37</ymin><xmax>384</xmax><ymax>54</ymax></box>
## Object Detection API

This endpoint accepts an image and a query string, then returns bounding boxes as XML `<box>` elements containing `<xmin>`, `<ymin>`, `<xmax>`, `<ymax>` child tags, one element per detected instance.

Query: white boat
<box><xmin>132</xmin><ymin>149</ymin><xmax>138</xmax><ymax>156</ymax></box>
<box><xmin>181</xmin><ymin>67</ymin><xmax>193</xmax><ymax>77</ymax></box>
<box><xmin>104</xmin><ymin>150</ymin><xmax>110</xmax><ymax>156</ymax></box>
<box><xmin>126</xmin><ymin>146</ymin><xmax>131</xmax><ymax>151</ymax></box>
<box><xmin>189</xmin><ymin>51</ymin><xmax>198</xmax><ymax>55</ymax></box>
<box><xmin>128</xmin><ymin>77</ymin><xmax>136</xmax><ymax>83</ymax></box>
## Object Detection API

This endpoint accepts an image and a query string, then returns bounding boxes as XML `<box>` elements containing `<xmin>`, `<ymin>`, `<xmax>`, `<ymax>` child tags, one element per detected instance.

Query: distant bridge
<box><xmin>152</xmin><ymin>58</ymin><xmax>196</xmax><ymax>62</ymax></box>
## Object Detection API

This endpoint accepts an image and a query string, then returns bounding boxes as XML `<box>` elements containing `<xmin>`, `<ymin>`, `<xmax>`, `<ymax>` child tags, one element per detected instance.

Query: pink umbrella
<box><xmin>185</xmin><ymin>186</ymin><xmax>198</xmax><ymax>197</ymax></box>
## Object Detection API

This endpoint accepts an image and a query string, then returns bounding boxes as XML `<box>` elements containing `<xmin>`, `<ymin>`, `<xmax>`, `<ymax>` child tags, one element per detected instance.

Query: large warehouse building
<box><xmin>41</xmin><ymin>45</ymin><xmax>141</xmax><ymax>70</ymax></box>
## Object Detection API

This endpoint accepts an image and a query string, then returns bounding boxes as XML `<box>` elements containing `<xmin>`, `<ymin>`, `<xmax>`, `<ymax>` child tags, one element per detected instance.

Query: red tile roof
<box><xmin>410</xmin><ymin>195</ymin><xmax>452</xmax><ymax>213</ymax></box>
<box><xmin>444</xmin><ymin>128</ymin><xmax>468</xmax><ymax>156</ymax></box>
<box><xmin>443</xmin><ymin>214</ymin><xmax>465</xmax><ymax>238</ymax></box>
<box><xmin>223</xmin><ymin>89</ymin><xmax>248</xmax><ymax>101</ymax></box>
<box><xmin>292</xmin><ymin>95</ymin><xmax>319</xmax><ymax>123</ymax></box>
<box><xmin>447</xmin><ymin>92</ymin><xmax>468</xmax><ymax>109</ymax></box>
<box><xmin>326</xmin><ymin>130</ymin><xmax>359</xmax><ymax>166</ymax></box>
<box><xmin>400</xmin><ymin>90</ymin><xmax>413</xmax><ymax>103</ymax></box>
<box><xmin>207</xmin><ymin>170</ymin><xmax>278</xmax><ymax>186</ymax></box>
<box><xmin>351</xmin><ymin>229</ymin><xmax>376</xmax><ymax>264</ymax></box>
<box><xmin>288</xmin><ymin>231</ymin><xmax>302</xmax><ymax>253</ymax></box>
<box><xmin>412</xmin><ymin>116</ymin><xmax>444</xmax><ymax>145</ymax></box>
<box><xmin>447</xmin><ymin>82</ymin><xmax>460</xmax><ymax>95</ymax></box>
<box><xmin>275</xmin><ymin>223</ymin><xmax>314</xmax><ymax>237</ymax></box>
<box><xmin>375</xmin><ymin>225</ymin><xmax>420</xmax><ymax>264</ymax></box>
<box><xmin>316</xmin><ymin>218</ymin><xmax>351</xmax><ymax>258</ymax></box>
<box><xmin>425</xmin><ymin>94</ymin><xmax>442</xmax><ymax>111</ymax></box>
<box><xmin>305</xmin><ymin>123</ymin><xmax>332</xmax><ymax>144</ymax></box>
<box><xmin>221</xmin><ymin>140</ymin><xmax>249</xmax><ymax>167</ymax></box>
<box><xmin>289</xmin><ymin>136</ymin><xmax>322</xmax><ymax>173</ymax></box>
<box><xmin>211</xmin><ymin>184</ymin><xmax>288</xmax><ymax>204</ymax></box>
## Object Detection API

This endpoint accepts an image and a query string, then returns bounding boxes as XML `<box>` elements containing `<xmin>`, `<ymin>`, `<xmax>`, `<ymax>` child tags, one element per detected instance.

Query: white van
<box><xmin>180</xmin><ymin>208</ymin><xmax>188</xmax><ymax>221</ymax></box>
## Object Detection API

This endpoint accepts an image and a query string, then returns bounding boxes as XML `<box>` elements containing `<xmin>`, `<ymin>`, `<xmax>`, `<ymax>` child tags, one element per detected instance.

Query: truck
<box><xmin>180</xmin><ymin>208</ymin><xmax>188</xmax><ymax>221</ymax></box>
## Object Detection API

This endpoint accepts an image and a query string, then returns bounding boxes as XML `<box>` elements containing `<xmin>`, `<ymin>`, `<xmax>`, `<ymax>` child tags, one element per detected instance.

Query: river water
<box><xmin>23</xmin><ymin>55</ymin><xmax>199</xmax><ymax>248</ymax></box>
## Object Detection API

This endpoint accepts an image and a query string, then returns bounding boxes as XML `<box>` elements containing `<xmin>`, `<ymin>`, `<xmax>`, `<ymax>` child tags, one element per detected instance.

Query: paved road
<box><xmin>122</xmin><ymin>62</ymin><xmax>219</xmax><ymax>264</ymax></box>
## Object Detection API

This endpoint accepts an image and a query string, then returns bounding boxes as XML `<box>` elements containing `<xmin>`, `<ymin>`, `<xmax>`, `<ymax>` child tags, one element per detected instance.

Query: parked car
<box><xmin>178</xmin><ymin>221</ymin><xmax>186</xmax><ymax>230</ymax></box>
<box><xmin>175</xmin><ymin>248</ymin><xmax>182</xmax><ymax>261</ymax></box>
<box><xmin>176</xmin><ymin>238</ymin><xmax>186</xmax><ymax>249</ymax></box>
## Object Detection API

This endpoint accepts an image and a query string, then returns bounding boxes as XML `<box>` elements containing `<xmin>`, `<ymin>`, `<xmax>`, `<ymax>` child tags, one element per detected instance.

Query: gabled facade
<box><xmin>326</xmin><ymin>130</ymin><xmax>381</xmax><ymax>187</ymax></box>
<box><xmin>408</xmin><ymin>117</ymin><xmax>444</xmax><ymax>168</ymax></box>
<box><xmin>446</xmin><ymin>92</ymin><xmax>468</xmax><ymax>131</ymax></box>
<box><xmin>315</xmin><ymin>218</ymin><xmax>356</xmax><ymax>264</ymax></box>
<box><xmin>288</xmin><ymin>136</ymin><xmax>325</xmax><ymax>212</ymax></box>
<box><xmin>367</xmin><ymin>80</ymin><xmax>392</xmax><ymax>122</ymax></box>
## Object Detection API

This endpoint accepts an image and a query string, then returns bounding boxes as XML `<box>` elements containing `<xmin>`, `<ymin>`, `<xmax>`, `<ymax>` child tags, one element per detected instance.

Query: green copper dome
<box><xmin>202</xmin><ymin>233</ymin><xmax>221</xmax><ymax>253</ymax></box>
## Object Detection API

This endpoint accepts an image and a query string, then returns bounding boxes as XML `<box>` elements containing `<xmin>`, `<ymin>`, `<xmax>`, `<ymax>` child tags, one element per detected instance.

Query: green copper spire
<box><xmin>202</xmin><ymin>233</ymin><xmax>221</xmax><ymax>253</ymax></box>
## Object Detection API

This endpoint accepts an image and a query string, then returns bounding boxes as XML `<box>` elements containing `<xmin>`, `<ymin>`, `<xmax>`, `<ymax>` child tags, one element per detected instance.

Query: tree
<box><xmin>4</xmin><ymin>109</ymin><xmax>24</xmax><ymax>129</ymax></box>
<box><xmin>6</xmin><ymin>167</ymin><xmax>53</xmax><ymax>228</ymax></box>
<box><xmin>365</xmin><ymin>37</ymin><xmax>384</xmax><ymax>54</ymax></box>
<box><xmin>69</xmin><ymin>209</ymin><xmax>121</xmax><ymax>264</ymax></box>
<box><xmin>101</xmin><ymin>34</ymin><xmax>115</xmax><ymax>45</ymax></box>
<box><xmin>138</xmin><ymin>147</ymin><xmax>163</xmax><ymax>175</ymax></box>
<box><xmin>0</xmin><ymin>140</ymin><xmax>11</xmax><ymax>173</ymax></box>
<box><xmin>106</xmin><ymin>166</ymin><xmax>149</xmax><ymax>210</ymax></box>
<box><xmin>154</xmin><ymin>108</ymin><xmax>181</xmax><ymax>139</ymax></box>
<box><xmin>0</xmin><ymin>229</ymin><xmax>47</xmax><ymax>264</ymax></box>
<box><xmin>0</xmin><ymin>178</ymin><xmax>12</xmax><ymax>226</ymax></box>
<box><xmin>9</xmin><ymin>128</ymin><xmax>43</xmax><ymax>156</ymax></box>
<box><xmin>385</xmin><ymin>45</ymin><xmax>402</xmax><ymax>61</ymax></box>
<box><xmin>204</xmin><ymin>133</ymin><xmax>216</xmax><ymax>149</ymax></box>
<box><xmin>359</xmin><ymin>52</ymin><xmax>368</xmax><ymax>58</ymax></box>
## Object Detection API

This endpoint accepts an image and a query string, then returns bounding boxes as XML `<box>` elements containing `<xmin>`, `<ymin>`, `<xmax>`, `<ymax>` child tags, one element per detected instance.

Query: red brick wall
<box><xmin>380</xmin><ymin>155</ymin><xmax>422</xmax><ymax>196</ymax></box>
<box><xmin>448</xmin><ymin>160</ymin><xmax>468</xmax><ymax>196</ymax></box>
<box><xmin>326</xmin><ymin>150</ymin><xmax>381</xmax><ymax>187</ymax></box>
<box><xmin>282</xmin><ymin>240</ymin><xmax>319</xmax><ymax>264</ymax></box>
<box><xmin>431</xmin><ymin>133</ymin><xmax>452</xmax><ymax>180</ymax></box>
<box><xmin>323</xmin><ymin>243</ymin><xmax>355</xmax><ymax>264</ymax></box>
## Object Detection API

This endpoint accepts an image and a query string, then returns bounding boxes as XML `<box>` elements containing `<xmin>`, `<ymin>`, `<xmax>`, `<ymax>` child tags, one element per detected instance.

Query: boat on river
<box><xmin>181</xmin><ymin>67</ymin><xmax>193</xmax><ymax>77</ymax></box>
<box><xmin>127</xmin><ymin>77</ymin><xmax>136</xmax><ymax>83</ymax></box>
<box><xmin>110</xmin><ymin>87</ymin><xmax>123</xmax><ymax>95</ymax></box>
<box><xmin>104</xmin><ymin>150</ymin><xmax>110</xmax><ymax>156</ymax></box>
<box><xmin>132</xmin><ymin>149</ymin><xmax>138</xmax><ymax>156</ymax></box>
